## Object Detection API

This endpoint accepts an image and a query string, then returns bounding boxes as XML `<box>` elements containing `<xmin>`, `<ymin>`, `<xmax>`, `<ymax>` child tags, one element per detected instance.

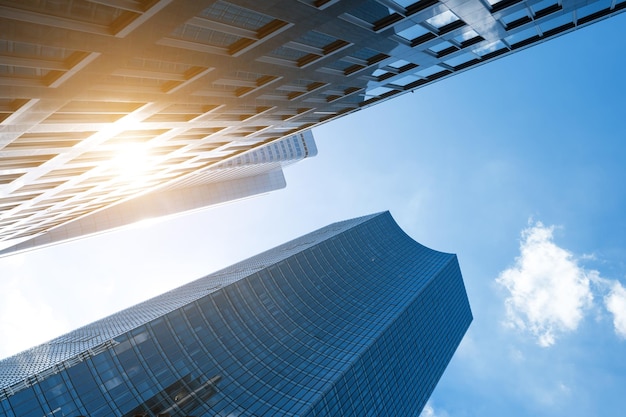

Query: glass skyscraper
<box><xmin>0</xmin><ymin>212</ymin><xmax>472</xmax><ymax>417</ymax></box>
<box><xmin>1</xmin><ymin>0</ymin><xmax>623</xmax><ymax>255</ymax></box>
<box><xmin>0</xmin><ymin>131</ymin><xmax>317</xmax><ymax>257</ymax></box>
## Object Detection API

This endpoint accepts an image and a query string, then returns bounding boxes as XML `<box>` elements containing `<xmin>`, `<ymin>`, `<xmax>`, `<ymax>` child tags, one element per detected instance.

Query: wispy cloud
<box><xmin>420</xmin><ymin>403</ymin><xmax>435</xmax><ymax>417</ymax></box>
<box><xmin>605</xmin><ymin>280</ymin><xmax>626</xmax><ymax>338</ymax></box>
<box><xmin>419</xmin><ymin>402</ymin><xmax>449</xmax><ymax>417</ymax></box>
<box><xmin>496</xmin><ymin>221</ymin><xmax>593</xmax><ymax>346</ymax></box>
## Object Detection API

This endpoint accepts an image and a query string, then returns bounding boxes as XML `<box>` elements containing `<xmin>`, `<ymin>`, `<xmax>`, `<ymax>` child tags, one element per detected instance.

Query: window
<box><xmin>473</xmin><ymin>40</ymin><xmax>506</xmax><ymax>56</ymax></box>
<box><xmin>454</xmin><ymin>29</ymin><xmax>480</xmax><ymax>43</ymax></box>
<box><xmin>348</xmin><ymin>0</ymin><xmax>393</xmax><ymax>24</ymax></box>
<box><xmin>501</xmin><ymin>8</ymin><xmax>530</xmax><ymax>26</ymax></box>
<box><xmin>391</xmin><ymin>75</ymin><xmax>421</xmax><ymax>87</ymax></box>
<box><xmin>425</xmin><ymin>10</ymin><xmax>459</xmax><ymax>29</ymax></box>
<box><xmin>428</xmin><ymin>40</ymin><xmax>456</xmax><ymax>54</ymax></box>
<box><xmin>397</xmin><ymin>24</ymin><xmax>430</xmax><ymax>41</ymax></box>
<box><xmin>200</xmin><ymin>1</ymin><xmax>273</xmax><ymax>31</ymax></box>
<box><xmin>365</xmin><ymin>86</ymin><xmax>394</xmax><ymax>98</ymax></box>
<box><xmin>295</xmin><ymin>31</ymin><xmax>338</xmax><ymax>48</ymax></box>
<box><xmin>388</xmin><ymin>59</ymin><xmax>411</xmax><ymax>69</ymax></box>
<box><xmin>443</xmin><ymin>52</ymin><xmax>477</xmax><ymax>68</ymax></box>
<box><xmin>415</xmin><ymin>64</ymin><xmax>446</xmax><ymax>78</ymax></box>
<box><xmin>504</xmin><ymin>27</ymin><xmax>539</xmax><ymax>47</ymax></box>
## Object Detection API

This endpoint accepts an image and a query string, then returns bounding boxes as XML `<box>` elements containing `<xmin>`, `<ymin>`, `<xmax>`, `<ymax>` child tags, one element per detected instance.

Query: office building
<box><xmin>0</xmin><ymin>130</ymin><xmax>316</xmax><ymax>255</ymax></box>
<box><xmin>1</xmin><ymin>0</ymin><xmax>624</xmax><ymax>254</ymax></box>
<box><xmin>0</xmin><ymin>212</ymin><xmax>472</xmax><ymax>417</ymax></box>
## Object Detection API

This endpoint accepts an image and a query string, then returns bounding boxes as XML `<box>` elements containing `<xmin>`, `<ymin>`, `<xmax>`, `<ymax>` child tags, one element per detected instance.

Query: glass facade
<box><xmin>2</xmin><ymin>0</ymin><xmax>624</xmax><ymax>256</ymax></box>
<box><xmin>0</xmin><ymin>212</ymin><xmax>471</xmax><ymax>417</ymax></box>
<box><xmin>0</xmin><ymin>131</ymin><xmax>317</xmax><ymax>257</ymax></box>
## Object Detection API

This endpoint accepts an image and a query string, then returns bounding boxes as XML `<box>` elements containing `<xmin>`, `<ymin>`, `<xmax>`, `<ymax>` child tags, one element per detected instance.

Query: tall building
<box><xmin>0</xmin><ymin>212</ymin><xmax>472</xmax><ymax>417</ymax></box>
<box><xmin>0</xmin><ymin>130</ymin><xmax>317</xmax><ymax>256</ymax></box>
<box><xmin>0</xmin><ymin>0</ymin><xmax>624</xmax><ymax>254</ymax></box>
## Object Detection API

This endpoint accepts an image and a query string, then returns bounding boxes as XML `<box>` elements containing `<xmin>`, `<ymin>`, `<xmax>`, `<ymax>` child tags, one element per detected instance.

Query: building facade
<box><xmin>0</xmin><ymin>212</ymin><xmax>472</xmax><ymax>417</ymax></box>
<box><xmin>1</xmin><ymin>0</ymin><xmax>624</xmax><ymax>254</ymax></box>
<box><xmin>0</xmin><ymin>130</ymin><xmax>317</xmax><ymax>256</ymax></box>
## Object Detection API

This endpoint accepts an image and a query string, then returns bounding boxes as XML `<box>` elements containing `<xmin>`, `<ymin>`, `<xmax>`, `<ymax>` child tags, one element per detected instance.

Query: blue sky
<box><xmin>1</xmin><ymin>14</ymin><xmax>625</xmax><ymax>417</ymax></box>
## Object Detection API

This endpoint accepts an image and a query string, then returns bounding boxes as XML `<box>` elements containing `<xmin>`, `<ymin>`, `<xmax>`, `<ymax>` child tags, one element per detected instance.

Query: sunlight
<box><xmin>131</xmin><ymin>216</ymin><xmax>162</xmax><ymax>229</ymax></box>
<box><xmin>110</xmin><ymin>143</ymin><xmax>153</xmax><ymax>185</ymax></box>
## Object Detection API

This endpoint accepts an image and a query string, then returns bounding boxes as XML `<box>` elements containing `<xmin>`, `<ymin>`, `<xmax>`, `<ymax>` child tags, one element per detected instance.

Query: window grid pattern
<box><xmin>1</xmin><ymin>0</ymin><xmax>624</xmax><ymax>254</ymax></box>
<box><xmin>0</xmin><ymin>213</ymin><xmax>472</xmax><ymax>417</ymax></box>
<box><xmin>199</xmin><ymin>1</ymin><xmax>273</xmax><ymax>31</ymax></box>
<box><xmin>294</xmin><ymin>31</ymin><xmax>339</xmax><ymax>49</ymax></box>
<box><xmin>0</xmin><ymin>212</ymin><xmax>381</xmax><ymax>394</ymax></box>
<box><xmin>170</xmin><ymin>25</ymin><xmax>242</xmax><ymax>48</ymax></box>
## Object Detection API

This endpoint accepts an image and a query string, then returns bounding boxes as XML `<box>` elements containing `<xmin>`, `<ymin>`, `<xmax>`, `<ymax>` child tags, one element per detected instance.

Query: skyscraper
<box><xmin>0</xmin><ymin>130</ymin><xmax>317</xmax><ymax>256</ymax></box>
<box><xmin>1</xmin><ymin>0</ymin><xmax>623</xmax><ymax>254</ymax></box>
<box><xmin>0</xmin><ymin>212</ymin><xmax>472</xmax><ymax>417</ymax></box>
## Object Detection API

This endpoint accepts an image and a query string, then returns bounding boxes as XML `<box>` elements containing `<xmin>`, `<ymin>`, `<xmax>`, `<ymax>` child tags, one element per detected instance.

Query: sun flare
<box><xmin>111</xmin><ymin>143</ymin><xmax>153</xmax><ymax>185</ymax></box>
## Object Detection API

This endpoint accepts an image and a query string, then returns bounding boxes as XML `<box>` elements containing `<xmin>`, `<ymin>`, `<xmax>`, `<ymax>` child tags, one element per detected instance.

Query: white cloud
<box><xmin>419</xmin><ymin>402</ymin><xmax>449</xmax><ymax>417</ymax></box>
<box><xmin>496</xmin><ymin>221</ymin><xmax>593</xmax><ymax>347</ymax></box>
<box><xmin>604</xmin><ymin>280</ymin><xmax>626</xmax><ymax>338</ymax></box>
<box><xmin>420</xmin><ymin>403</ymin><xmax>435</xmax><ymax>417</ymax></box>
